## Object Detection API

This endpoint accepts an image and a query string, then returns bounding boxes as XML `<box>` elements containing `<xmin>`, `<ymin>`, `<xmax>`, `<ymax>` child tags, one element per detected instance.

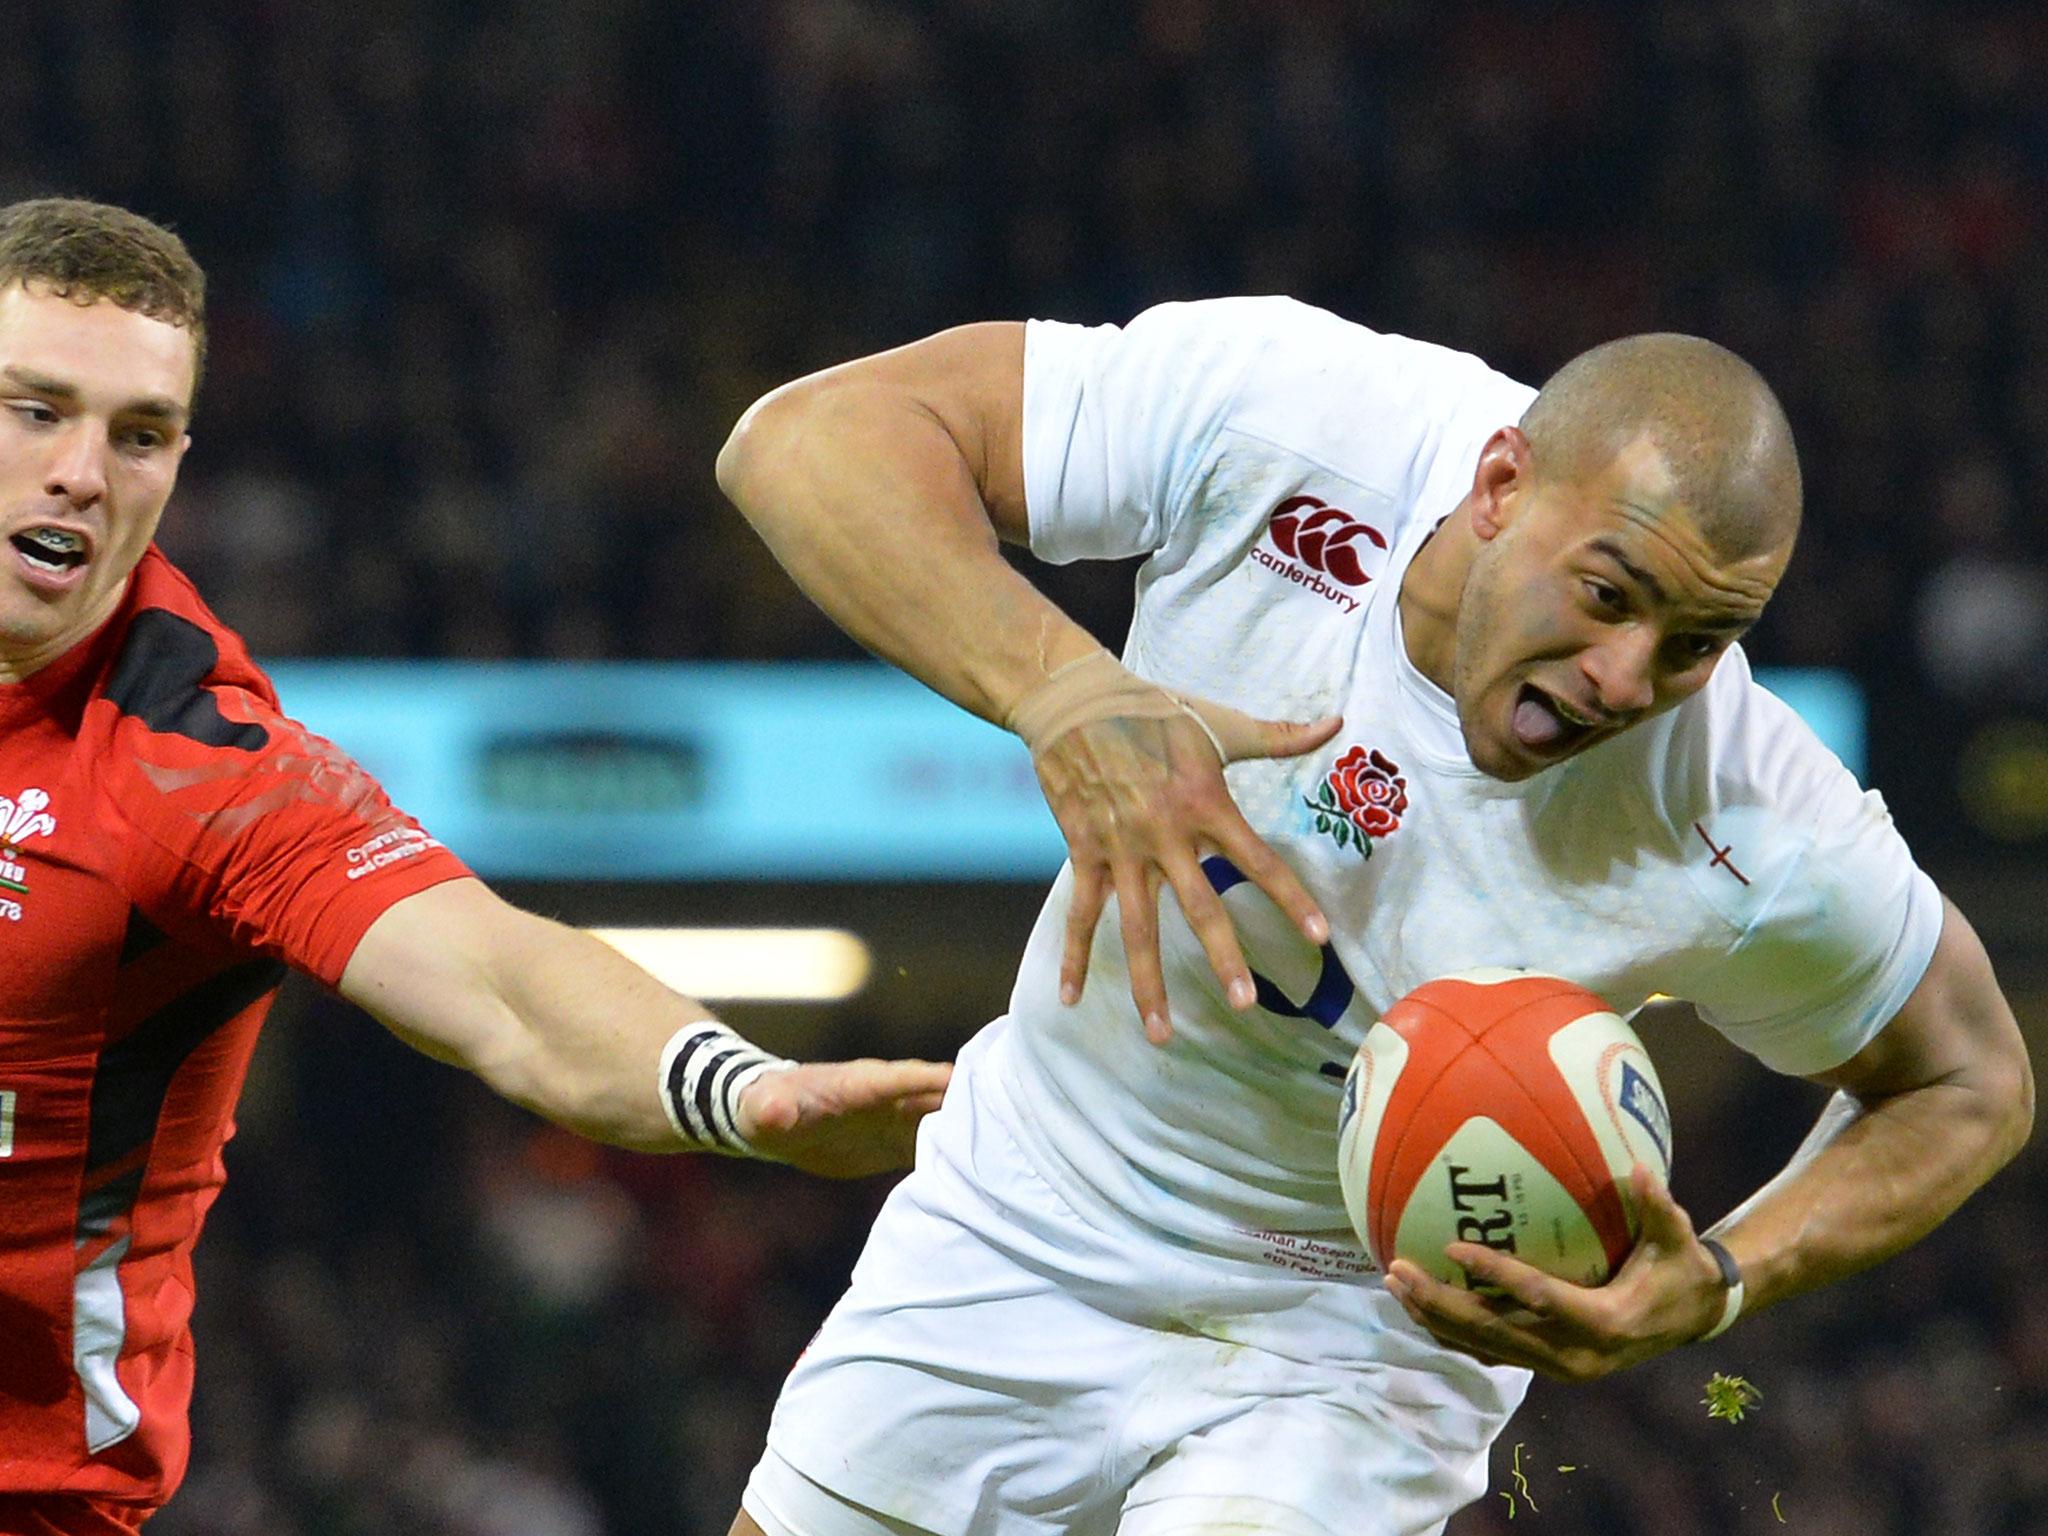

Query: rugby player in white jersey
<box><xmin>715</xmin><ymin>299</ymin><xmax>2033</xmax><ymax>1536</ymax></box>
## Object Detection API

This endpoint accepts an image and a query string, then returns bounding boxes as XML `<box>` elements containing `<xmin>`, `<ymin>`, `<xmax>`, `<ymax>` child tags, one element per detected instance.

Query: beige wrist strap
<box><xmin>1005</xmin><ymin>648</ymin><xmax>1227</xmax><ymax>762</ymax></box>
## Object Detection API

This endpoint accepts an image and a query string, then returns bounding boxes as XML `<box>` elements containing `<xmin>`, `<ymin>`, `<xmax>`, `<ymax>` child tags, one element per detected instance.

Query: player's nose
<box><xmin>44</xmin><ymin>422</ymin><xmax>109</xmax><ymax>507</ymax></box>
<box><xmin>1580</xmin><ymin>628</ymin><xmax>1657</xmax><ymax>717</ymax></box>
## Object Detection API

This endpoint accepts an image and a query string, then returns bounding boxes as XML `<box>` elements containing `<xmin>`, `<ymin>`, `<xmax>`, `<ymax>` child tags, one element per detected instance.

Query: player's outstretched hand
<box><xmin>1380</xmin><ymin>1166</ymin><xmax>1732</xmax><ymax>1381</ymax></box>
<box><xmin>1033</xmin><ymin>697</ymin><xmax>1341</xmax><ymax>1044</ymax></box>
<box><xmin>736</xmin><ymin>1057</ymin><xmax>951</xmax><ymax>1178</ymax></box>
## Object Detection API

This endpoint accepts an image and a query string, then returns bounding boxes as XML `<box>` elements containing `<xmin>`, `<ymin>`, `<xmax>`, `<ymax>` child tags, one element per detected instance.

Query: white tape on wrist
<box><xmin>1698</xmin><ymin>1238</ymin><xmax>1746</xmax><ymax>1342</ymax></box>
<box><xmin>1005</xmin><ymin>647</ymin><xmax>1228</xmax><ymax>763</ymax></box>
<box><xmin>658</xmin><ymin>1022</ymin><xmax>794</xmax><ymax>1154</ymax></box>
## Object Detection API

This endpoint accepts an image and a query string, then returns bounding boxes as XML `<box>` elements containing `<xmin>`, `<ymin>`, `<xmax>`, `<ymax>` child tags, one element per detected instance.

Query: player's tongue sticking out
<box><xmin>1512</xmin><ymin>685</ymin><xmax>1568</xmax><ymax>749</ymax></box>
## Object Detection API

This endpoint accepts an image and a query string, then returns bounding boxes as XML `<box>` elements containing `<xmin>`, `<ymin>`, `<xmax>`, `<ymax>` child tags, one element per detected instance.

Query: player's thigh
<box><xmin>1117</xmin><ymin>1384</ymin><xmax>1475</xmax><ymax>1536</ymax></box>
<box><xmin>758</xmin><ymin>1066</ymin><xmax>1158</xmax><ymax>1536</ymax></box>
<box><xmin>740</xmin><ymin>1444</ymin><xmax>951</xmax><ymax>1536</ymax></box>
<box><xmin>1118</xmin><ymin>1494</ymin><xmax>1361</xmax><ymax>1536</ymax></box>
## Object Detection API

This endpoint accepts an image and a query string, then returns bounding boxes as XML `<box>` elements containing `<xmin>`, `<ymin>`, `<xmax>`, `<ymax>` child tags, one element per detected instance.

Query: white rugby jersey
<box><xmin>971</xmin><ymin>296</ymin><xmax>1943</xmax><ymax>1266</ymax></box>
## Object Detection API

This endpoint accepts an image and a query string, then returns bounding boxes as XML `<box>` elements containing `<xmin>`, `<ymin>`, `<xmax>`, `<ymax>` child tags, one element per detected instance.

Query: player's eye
<box><xmin>121</xmin><ymin>427</ymin><xmax>166</xmax><ymax>451</ymax></box>
<box><xmin>1583</xmin><ymin>579</ymin><xmax>1626</xmax><ymax>614</ymax></box>
<box><xmin>7</xmin><ymin>400</ymin><xmax>58</xmax><ymax>425</ymax></box>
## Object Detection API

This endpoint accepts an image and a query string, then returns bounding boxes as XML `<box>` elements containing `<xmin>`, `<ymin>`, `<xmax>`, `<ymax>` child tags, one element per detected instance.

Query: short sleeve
<box><xmin>101</xmin><ymin>690</ymin><xmax>473</xmax><ymax>987</ymax></box>
<box><xmin>1690</xmin><ymin>753</ymin><xmax>1943</xmax><ymax>1078</ymax></box>
<box><xmin>1022</xmin><ymin>298</ymin><xmax>1295</xmax><ymax>564</ymax></box>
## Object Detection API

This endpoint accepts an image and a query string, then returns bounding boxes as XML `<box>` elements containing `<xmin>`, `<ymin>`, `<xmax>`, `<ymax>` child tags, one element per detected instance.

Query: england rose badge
<box><xmin>1305</xmin><ymin>746</ymin><xmax>1407</xmax><ymax>857</ymax></box>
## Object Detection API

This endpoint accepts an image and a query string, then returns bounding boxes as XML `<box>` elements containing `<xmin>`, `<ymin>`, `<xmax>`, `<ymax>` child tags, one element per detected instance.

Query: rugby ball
<box><xmin>1337</xmin><ymin>968</ymin><xmax>1672</xmax><ymax>1288</ymax></box>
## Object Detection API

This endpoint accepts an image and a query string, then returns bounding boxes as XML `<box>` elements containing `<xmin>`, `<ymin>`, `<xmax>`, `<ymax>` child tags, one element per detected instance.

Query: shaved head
<box><xmin>1518</xmin><ymin>334</ymin><xmax>1801</xmax><ymax>561</ymax></box>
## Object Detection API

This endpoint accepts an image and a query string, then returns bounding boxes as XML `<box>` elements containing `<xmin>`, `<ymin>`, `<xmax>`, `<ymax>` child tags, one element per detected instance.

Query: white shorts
<box><xmin>747</xmin><ymin>1026</ymin><xmax>1524</xmax><ymax>1536</ymax></box>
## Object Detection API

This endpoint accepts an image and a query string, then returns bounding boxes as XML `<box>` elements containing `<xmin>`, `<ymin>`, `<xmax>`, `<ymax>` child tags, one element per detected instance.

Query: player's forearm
<box><xmin>717</xmin><ymin>366</ymin><xmax>1097</xmax><ymax>724</ymax></box>
<box><xmin>473</xmin><ymin>918</ymin><xmax>750</xmax><ymax>1153</ymax></box>
<box><xmin>345</xmin><ymin>881</ymin><xmax>805</xmax><ymax>1153</ymax></box>
<box><xmin>355</xmin><ymin>904</ymin><xmax>729</xmax><ymax>1153</ymax></box>
<box><xmin>1709</xmin><ymin>1073</ymin><xmax>2029</xmax><ymax>1314</ymax></box>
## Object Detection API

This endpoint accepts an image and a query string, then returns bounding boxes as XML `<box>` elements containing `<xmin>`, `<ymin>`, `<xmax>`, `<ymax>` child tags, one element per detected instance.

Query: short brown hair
<box><xmin>0</xmin><ymin>197</ymin><xmax>207</xmax><ymax>392</ymax></box>
<box><xmin>1520</xmin><ymin>332</ymin><xmax>1801</xmax><ymax>561</ymax></box>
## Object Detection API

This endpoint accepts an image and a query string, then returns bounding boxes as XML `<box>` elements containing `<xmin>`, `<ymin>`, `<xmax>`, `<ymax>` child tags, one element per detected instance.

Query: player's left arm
<box><xmin>338</xmin><ymin>877</ymin><xmax>949</xmax><ymax>1177</ymax></box>
<box><xmin>1384</xmin><ymin>896</ymin><xmax>2033</xmax><ymax>1380</ymax></box>
<box><xmin>1705</xmin><ymin>893</ymin><xmax>2031</xmax><ymax>1308</ymax></box>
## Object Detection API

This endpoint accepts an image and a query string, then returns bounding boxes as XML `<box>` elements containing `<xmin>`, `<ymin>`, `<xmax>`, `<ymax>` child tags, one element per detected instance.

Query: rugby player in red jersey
<box><xmin>0</xmin><ymin>198</ymin><xmax>949</xmax><ymax>1534</ymax></box>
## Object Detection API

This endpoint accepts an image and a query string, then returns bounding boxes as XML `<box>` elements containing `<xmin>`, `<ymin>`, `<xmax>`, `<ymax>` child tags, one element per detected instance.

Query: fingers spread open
<box><xmin>1061</xmin><ymin>863</ymin><xmax>1108</xmax><ymax>1006</ymax></box>
<box><xmin>1030</xmin><ymin>706</ymin><xmax>1331</xmax><ymax>1034</ymax></box>
<box><xmin>1114</xmin><ymin>864</ymin><xmax>1172</xmax><ymax>1043</ymax></box>
<box><xmin>1162</xmin><ymin>851</ymin><xmax>1255</xmax><ymax>1010</ymax></box>
<box><xmin>1212</xmin><ymin>807</ymin><xmax>1330</xmax><ymax>944</ymax></box>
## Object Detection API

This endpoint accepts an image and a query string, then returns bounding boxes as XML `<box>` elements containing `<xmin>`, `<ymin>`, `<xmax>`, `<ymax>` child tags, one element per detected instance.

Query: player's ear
<box><xmin>1467</xmin><ymin>426</ymin><xmax>1533</xmax><ymax>543</ymax></box>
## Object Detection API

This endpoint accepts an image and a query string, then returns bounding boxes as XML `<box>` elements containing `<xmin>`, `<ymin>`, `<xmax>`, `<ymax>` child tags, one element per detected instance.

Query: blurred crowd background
<box><xmin>7</xmin><ymin>0</ymin><xmax>2046</xmax><ymax>1531</ymax></box>
<box><xmin>19</xmin><ymin>0</ymin><xmax>2048</xmax><ymax>708</ymax></box>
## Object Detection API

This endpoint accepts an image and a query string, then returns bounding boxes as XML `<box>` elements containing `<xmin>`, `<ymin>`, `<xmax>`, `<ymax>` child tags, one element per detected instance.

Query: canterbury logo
<box><xmin>1250</xmin><ymin>496</ymin><xmax>1388</xmax><ymax>613</ymax></box>
<box><xmin>1269</xmin><ymin>497</ymin><xmax>1387</xmax><ymax>582</ymax></box>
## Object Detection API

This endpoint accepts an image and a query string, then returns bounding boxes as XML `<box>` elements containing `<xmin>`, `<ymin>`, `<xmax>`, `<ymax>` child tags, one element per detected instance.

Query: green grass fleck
<box><xmin>1509</xmin><ymin>1442</ymin><xmax>1539</xmax><ymax>1512</ymax></box>
<box><xmin>1702</xmin><ymin>1372</ymin><xmax>1763</xmax><ymax>1424</ymax></box>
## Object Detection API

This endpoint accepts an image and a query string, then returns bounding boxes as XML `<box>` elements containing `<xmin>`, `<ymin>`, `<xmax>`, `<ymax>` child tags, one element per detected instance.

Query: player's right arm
<box><xmin>717</xmin><ymin>322</ymin><xmax>1336</xmax><ymax>1040</ymax></box>
<box><xmin>719</xmin><ymin>324</ymin><xmax>1045</xmax><ymax>724</ymax></box>
<box><xmin>102</xmin><ymin>663</ymin><xmax>946</xmax><ymax>1180</ymax></box>
<box><xmin>339</xmin><ymin>877</ymin><xmax>949</xmax><ymax>1177</ymax></box>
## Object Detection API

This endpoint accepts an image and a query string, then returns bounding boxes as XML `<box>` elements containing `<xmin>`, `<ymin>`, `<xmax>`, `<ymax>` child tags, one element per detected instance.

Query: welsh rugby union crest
<box><xmin>0</xmin><ymin>787</ymin><xmax>56</xmax><ymax>904</ymax></box>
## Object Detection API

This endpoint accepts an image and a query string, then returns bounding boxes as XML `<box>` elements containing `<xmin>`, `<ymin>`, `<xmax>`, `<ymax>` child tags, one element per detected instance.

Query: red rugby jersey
<box><xmin>0</xmin><ymin>547</ymin><xmax>470</xmax><ymax>1506</ymax></box>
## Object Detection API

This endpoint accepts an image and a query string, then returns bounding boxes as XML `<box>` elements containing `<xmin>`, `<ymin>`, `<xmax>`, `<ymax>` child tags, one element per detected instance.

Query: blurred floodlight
<box><xmin>588</xmin><ymin>927</ymin><xmax>871</xmax><ymax>1001</ymax></box>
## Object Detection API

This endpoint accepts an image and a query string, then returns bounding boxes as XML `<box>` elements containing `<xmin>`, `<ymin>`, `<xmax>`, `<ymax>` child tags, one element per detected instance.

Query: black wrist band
<box><xmin>1697</xmin><ymin>1237</ymin><xmax>1746</xmax><ymax>1341</ymax></box>
<box><xmin>1700</xmin><ymin>1237</ymin><xmax>1742</xmax><ymax>1291</ymax></box>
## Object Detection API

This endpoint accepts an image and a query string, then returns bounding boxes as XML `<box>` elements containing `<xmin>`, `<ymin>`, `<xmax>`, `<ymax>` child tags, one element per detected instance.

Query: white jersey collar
<box><xmin>1378</xmin><ymin>515</ymin><xmax>1489</xmax><ymax>778</ymax></box>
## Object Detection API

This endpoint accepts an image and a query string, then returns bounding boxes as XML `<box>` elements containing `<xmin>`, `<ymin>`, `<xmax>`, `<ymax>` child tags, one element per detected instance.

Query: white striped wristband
<box><xmin>658</xmin><ymin>1023</ymin><xmax>793</xmax><ymax>1154</ymax></box>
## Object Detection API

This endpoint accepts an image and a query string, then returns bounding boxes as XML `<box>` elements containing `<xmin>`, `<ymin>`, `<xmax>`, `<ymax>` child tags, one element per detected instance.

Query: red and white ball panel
<box><xmin>1337</xmin><ymin>968</ymin><xmax>1673</xmax><ymax>1289</ymax></box>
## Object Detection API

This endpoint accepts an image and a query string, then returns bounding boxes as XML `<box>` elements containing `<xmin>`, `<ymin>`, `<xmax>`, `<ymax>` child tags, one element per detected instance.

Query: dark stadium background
<box><xmin>11</xmin><ymin>2</ymin><xmax>2046</xmax><ymax>1532</ymax></box>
